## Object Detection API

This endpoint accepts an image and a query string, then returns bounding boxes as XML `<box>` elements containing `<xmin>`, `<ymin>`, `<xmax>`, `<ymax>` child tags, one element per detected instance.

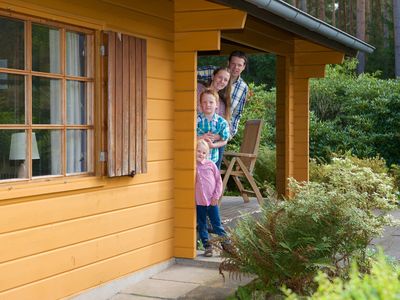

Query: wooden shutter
<box><xmin>106</xmin><ymin>32</ymin><xmax>147</xmax><ymax>177</ymax></box>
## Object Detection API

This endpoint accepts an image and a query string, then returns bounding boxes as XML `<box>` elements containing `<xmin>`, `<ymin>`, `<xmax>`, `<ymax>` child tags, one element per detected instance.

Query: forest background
<box><xmin>198</xmin><ymin>0</ymin><xmax>400</xmax><ymax>192</ymax></box>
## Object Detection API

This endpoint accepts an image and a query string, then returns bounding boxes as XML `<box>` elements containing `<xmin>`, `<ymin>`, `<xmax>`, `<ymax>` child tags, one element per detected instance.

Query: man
<box><xmin>197</xmin><ymin>51</ymin><xmax>249</xmax><ymax>169</ymax></box>
<box><xmin>197</xmin><ymin>50</ymin><xmax>248</xmax><ymax>139</ymax></box>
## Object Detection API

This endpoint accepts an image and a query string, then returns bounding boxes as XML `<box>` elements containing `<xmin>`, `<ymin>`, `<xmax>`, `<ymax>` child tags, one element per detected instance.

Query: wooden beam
<box><xmin>294</xmin><ymin>52</ymin><xmax>344</xmax><ymax>65</ymax></box>
<box><xmin>174</xmin><ymin>0</ymin><xmax>226</xmax><ymax>11</ymax></box>
<box><xmin>294</xmin><ymin>65</ymin><xmax>326</xmax><ymax>78</ymax></box>
<box><xmin>245</xmin><ymin>16</ymin><xmax>293</xmax><ymax>42</ymax></box>
<box><xmin>175</xmin><ymin>9</ymin><xmax>246</xmax><ymax>32</ymax></box>
<box><xmin>222</xmin><ymin>28</ymin><xmax>293</xmax><ymax>55</ymax></box>
<box><xmin>175</xmin><ymin>31</ymin><xmax>220</xmax><ymax>51</ymax></box>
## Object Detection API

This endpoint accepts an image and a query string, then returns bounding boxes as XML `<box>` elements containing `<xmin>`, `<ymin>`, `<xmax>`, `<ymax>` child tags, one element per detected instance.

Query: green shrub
<box><xmin>253</xmin><ymin>145</ymin><xmax>276</xmax><ymax>190</ymax></box>
<box><xmin>228</xmin><ymin>83</ymin><xmax>276</xmax><ymax>152</ymax></box>
<box><xmin>219</xmin><ymin>157</ymin><xmax>398</xmax><ymax>296</ymax></box>
<box><xmin>284</xmin><ymin>250</ymin><xmax>400</xmax><ymax>300</ymax></box>
<box><xmin>310</xmin><ymin>59</ymin><xmax>400</xmax><ymax>166</ymax></box>
<box><xmin>390</xmin><ymin>164</ymin><xmax>400</xmax><ymax>191</ymax></box>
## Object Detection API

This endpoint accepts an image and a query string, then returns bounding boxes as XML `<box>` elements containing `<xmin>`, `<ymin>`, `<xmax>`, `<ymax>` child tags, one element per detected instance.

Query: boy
<box><xmin>197</xmin><ymin>89</ymin><xmax>230</xmax><ymax>164</ymax></box>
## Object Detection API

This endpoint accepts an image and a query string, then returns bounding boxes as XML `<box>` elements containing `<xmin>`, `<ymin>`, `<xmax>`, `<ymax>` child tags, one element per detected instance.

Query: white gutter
<box><xmin>244</xmin><ymin>0</ymin><xmax>375</xmax><ymax>54</ymax></box>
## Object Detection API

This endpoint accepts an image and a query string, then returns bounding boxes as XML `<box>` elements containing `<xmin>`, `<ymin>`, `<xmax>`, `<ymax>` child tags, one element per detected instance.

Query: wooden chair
<box><xmin>220</xmin><ymin>119</ymin><xmax>264</xmax><ymax>205</ymax></box>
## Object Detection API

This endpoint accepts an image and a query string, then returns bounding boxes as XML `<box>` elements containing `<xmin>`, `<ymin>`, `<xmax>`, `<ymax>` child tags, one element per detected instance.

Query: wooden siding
<box><xmin>0</xmin><ymin>0</ymin><xmax>174</xmax><ymax>299</ymax></box>
<box><xmin>173</xmin><ymin>0</ymin><xmax>246</xmax><ymax>259</ymax></box>
<box><xmin>275</xmin><ymin>39</ymin><xmax>344</xmax><ymax>197</ymax></box>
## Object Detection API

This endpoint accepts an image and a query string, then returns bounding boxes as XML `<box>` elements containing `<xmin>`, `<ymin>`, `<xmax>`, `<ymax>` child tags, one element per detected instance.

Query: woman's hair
<box><xmin>197</xmin><ymin>139</ymin><xmax>210</xmax><ymax>153</ymax></box>
<box><xmin>212</xmin><ymin>67</ymin><xmax>231</xmax><ymax>122</ymax></box>
<box><xmin>199</xmin><ymin>88</ymin><xmax>219</xmax><ymax>106</ymax></box>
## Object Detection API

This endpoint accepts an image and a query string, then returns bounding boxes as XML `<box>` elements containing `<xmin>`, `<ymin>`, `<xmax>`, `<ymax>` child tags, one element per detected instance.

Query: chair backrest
<box><xmin>239</xmin><ymin>119</ymin><xmax>263</xmax><ymax>172</ymax></box>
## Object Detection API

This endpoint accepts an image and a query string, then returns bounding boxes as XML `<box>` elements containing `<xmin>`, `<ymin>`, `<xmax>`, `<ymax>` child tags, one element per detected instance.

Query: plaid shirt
<box><xmin>197</xmin><ymin>65</ymin><xmax>248</xmax><ymax>137</ymax></box>
<box><xmin>197</xmin><ymin>112</ymin><xmax>230</xmax><ymax>163</ymax></box>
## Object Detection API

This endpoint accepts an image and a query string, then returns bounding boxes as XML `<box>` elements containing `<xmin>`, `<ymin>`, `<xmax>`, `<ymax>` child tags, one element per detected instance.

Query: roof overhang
<box><xmin>211</xmin><ymin>0</ymin><xmax>375</xmax><ymax>56</ymax></box>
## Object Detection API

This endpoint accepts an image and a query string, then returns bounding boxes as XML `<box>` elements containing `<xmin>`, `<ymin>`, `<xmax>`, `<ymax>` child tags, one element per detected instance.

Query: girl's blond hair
<box><xmin>197</xmin><ymin>139</ymin><xmax>210</xmax><ymax>153</ymax></box>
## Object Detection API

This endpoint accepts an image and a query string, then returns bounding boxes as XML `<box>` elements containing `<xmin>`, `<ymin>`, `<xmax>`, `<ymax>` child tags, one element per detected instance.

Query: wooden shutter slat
<box><xmin>107</xmin><ymin>32</ymin><xmax>116</xmax><ymax>177</ymax></box>
<box><xmin>122</xmin><ymin>34</ymin><xmax>130</xmax><ymax>175</ymax></box>
<box><xmin>106</xmin><ymin>31</ymin><xmax>147</xmax><ymax>177</ymax></box>
<box><xmin>140</xmin><ymin>39</ymin><xmax>147</xmax><ymax>173</ymax></box>
<box><xmin>135</xmin><ymin>38</ymin><xmax>142</xmax><ymax>174</ymax></box>
<box><xmin>129</xmin><ymin>36</ymin><xmax>137</xmax><ymax>173</ymax></box>
<box><xmin>115</xmin><ymin>33</ymin><xmax>123</xmax><ymax>176</ymax></box>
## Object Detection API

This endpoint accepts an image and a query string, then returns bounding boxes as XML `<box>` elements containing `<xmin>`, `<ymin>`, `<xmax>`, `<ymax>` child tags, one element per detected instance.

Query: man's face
<box><xmin>228</xmin><ymin>56</ymin><xmax>246</xmax><ymax>78</ymax></box>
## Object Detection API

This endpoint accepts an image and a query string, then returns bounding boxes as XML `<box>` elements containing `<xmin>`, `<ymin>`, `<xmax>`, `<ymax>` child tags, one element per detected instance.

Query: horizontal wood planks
<box><xmin>275</xmin><ymin>38</ymin><xmax>344</xmax><ymax>197</ymax></box>
<box><xmin>0</xmin><ymin>0</ymin><xmax>176</xmax><ymax>298</ymax></box>
<box><xmin>173</xmin><ymin>0</ymin><xmax>246</xmax><ymax>258</ymax></box>
<box><xmin>1</xmin><ymin>240</ymin><xmax>173</xmax><ymax>300</ymax></box>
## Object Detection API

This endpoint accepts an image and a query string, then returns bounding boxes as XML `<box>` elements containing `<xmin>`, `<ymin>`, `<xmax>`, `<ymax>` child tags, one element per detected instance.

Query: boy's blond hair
<box><xmin>197</xmin><ymin>139</ymin><xmax>210</xmax><ymax>154</ymax></box>
<box><xmin>199</xmin><ymin>88</ymin><xmax>219</xmax><ymax>105</ymax></box>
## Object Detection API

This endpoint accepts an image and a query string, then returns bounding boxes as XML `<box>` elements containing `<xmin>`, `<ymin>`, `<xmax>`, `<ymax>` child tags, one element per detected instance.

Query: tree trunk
<box><xmin>394</xmin><ymin>0</ymin><xmax>400</xmax><ymax>77</ymax></box>
<box><xmin>349</xmin><ymin>0</ymin><xmax>355</xmax><ymax>35</ymax></box>
<box><xmin>332</xmin><ymin>0</ymin><xmax>336</xmax><ymax>26</ymax></box>
<box><xmin>382</xmin><ymin>0</ymin><xmax>389</xmax><ymax>48</ymax></box>
<box><xmin>319</xmin><ymin>0</ymin><xmax>326</xmax><ymax>20</ymax></box>
<box><xmin>356</xmin><ymin>0</ymin><xmax>366</xmax><ymax>73</ymax></box>
<box><xmin>365</xmin><ymin>0</ymin><xmax>370</xmax><ymax>41</ymax></box>
<box><xmin>299</xmin><ymin>0</ymin><xmax>308</xmax><ymax>12</ymax></box>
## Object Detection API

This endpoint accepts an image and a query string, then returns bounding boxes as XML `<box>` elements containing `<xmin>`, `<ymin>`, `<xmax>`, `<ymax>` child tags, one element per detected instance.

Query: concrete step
<box><xmin>175</xmin><ymin>251</ymin><xmax>223</xmax><ymax>269</ymax></box>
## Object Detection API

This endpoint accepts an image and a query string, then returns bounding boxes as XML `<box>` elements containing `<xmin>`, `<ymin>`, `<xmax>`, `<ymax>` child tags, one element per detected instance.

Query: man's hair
<box><xmin>197</xmin><ymin>139</ymin><xmax>210</xmax><ymax>153</ymax></box>
<box><xmin>229</xmin><ymin>50</ymin><xmax>248</xmax><ymax>66</ymax></box>
<box><xmin>199</xmin><ymin>88</ymin><xmax>219</xmax><ymax>105</ymax></box>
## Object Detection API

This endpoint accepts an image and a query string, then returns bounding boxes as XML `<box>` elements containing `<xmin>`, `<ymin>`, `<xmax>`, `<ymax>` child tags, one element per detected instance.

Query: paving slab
<box><xmin>120</xmin><ymin>278</ymin><xmax>199</xmax><ymax>299</ymax></box>
<box><xmin>152</xmin><ymin>265</ymin><xmax>222</xmax><ymax>284</ymax></box>
<box><xmin>110</xmin><ymin>293</ymin><xmax>160</xmax><ymax>300</ymax></box>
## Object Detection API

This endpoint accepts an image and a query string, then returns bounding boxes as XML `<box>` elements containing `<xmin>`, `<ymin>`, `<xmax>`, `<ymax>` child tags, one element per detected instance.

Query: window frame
<box><xmin>0</xmin><ymin>10</ymin><xmax>95</xmax><ymax>182</ymax></box>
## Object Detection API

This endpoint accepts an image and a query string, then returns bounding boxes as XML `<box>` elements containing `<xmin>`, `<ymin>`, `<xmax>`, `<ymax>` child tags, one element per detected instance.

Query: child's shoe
<box><xmin>204</xmin><ymin>246</ymin><xmax>213</xmax><ymax>257</ymax></box>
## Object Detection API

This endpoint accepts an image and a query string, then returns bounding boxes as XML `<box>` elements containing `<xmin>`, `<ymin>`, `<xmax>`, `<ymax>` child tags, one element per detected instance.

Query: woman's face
<box><xmin>211</xmin><ymin>70</ymin><xmax>230</xmax><ymax>91</ymax></box>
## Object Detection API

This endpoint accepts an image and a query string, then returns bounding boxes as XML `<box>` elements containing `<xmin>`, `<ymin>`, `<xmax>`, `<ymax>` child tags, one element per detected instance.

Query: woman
<box><xmin>197</xmin><ymin>67</ymin><xmax>232</xmax><ymax>169</ymax></box>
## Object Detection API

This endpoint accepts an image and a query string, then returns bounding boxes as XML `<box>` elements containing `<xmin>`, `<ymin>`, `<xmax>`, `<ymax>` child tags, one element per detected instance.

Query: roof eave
<box><xmin>211</xmin><ymin>0</ymin><xmax>374</xmax><ymax>56</ymax></box>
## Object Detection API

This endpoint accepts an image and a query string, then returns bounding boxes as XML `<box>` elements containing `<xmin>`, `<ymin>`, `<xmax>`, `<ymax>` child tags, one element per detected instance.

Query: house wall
<box><xmin>0</xmin><ymin>0</ymin><xmax>175</xmax><ymax>299</ymax></box>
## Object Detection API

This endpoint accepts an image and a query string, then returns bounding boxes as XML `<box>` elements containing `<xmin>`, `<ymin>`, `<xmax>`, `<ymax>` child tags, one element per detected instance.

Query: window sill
<box><xmin>0</xmin><ymin>176</ymin><xmax>106</xmax><ymax>201</ymax></box>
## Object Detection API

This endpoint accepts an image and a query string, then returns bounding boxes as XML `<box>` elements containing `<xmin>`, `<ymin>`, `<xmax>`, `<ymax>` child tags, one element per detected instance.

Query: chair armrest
<box><xmin>223</xmin><ymin>152</ymin><xmax>257</xmax><ymax>158</ymax></box>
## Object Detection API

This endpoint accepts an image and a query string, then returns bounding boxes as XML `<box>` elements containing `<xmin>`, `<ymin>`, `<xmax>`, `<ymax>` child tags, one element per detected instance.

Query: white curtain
<box><xmin>66</xmin><ymin>32</ymin><xmax>85</xmax><ymax>173</ymax></box>
<box><xmin>49</xmin><ymin>29</ymin><xmax>61</xmax><ymax>175</ymax></box>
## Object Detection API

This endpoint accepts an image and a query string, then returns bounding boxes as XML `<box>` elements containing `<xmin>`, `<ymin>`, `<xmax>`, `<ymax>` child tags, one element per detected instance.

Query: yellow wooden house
<box><xmin>0</xmin><ymin>0</ymin><xmax>373</xmax><ymax>299</ymax></box>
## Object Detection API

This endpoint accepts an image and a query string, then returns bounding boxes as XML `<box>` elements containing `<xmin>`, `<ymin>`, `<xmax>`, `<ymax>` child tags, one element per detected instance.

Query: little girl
<box><xmin>196</xmin><ymin>139</ymin><xmax>227</xmax><ymax>257</ymax></box>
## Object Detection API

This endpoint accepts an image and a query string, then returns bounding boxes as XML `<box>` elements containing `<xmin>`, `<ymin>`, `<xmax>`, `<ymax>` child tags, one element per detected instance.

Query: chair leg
<box><xmin>236</xmin><ymin>158</ymin><xmax>263</xmax><ymax>205</ymax></box>
<box><xmin>233</xmin><ymin>176</ymin><xmax>250</xmax><ymax>203</ymax></box>
<box><xmin>219</xmin><ymin>158</ymin><xmax>236</xmax><ymax>206</ymax></box>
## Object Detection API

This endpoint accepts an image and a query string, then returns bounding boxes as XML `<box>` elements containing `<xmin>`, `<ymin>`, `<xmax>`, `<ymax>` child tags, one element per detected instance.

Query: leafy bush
<box><xmin>284</xmin><ymin>250</ymin><xmax>400</xmax><ymax>300</ymax></box>
<box><xmin>253</xmin><ymin>146</ymin><xmax>276</xmax><ymax>190</ymax></box>
<box><xmin>227</xmin><ymin>83</ymin><xmax>276</xmax><ymax>152</ymax></box>
<box><xmin>310</xmin><ymin>59</ymin><xmax>400</xmax><ymax>166</ymax></box>
<box><xmin>219</xmin><ymin>157</ymin><xmax>398</xmax><ymax>296</ymax></box>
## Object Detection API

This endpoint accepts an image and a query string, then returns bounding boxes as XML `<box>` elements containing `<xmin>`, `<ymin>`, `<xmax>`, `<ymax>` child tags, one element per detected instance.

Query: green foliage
<box><xmin>284</xmin><ymin>250</ymin><xmax>400</xmax><ymax>300</ymax></box>
<box><xmin>253</xmin><ymin>146</ymin><xmax>276</xmax><ymax>191</ymax></box>
<box><xmin>197</xmin><ymin>53</ymin><xmax>276</xmax><ymax>89</ymax></box>
<box><xmin>310</xmin><ymin>59</ymin><xmax>400</xmax><ymax>166</ymax></box>
<box><xmin>227</xmin><ymin>83</ymin><xmax>276</xmax><ymax>152</ymax></box>
<box><xmin>220</xmin><ymin>157</ymin><xmax>398</xmax><ymax>296</ymax></box>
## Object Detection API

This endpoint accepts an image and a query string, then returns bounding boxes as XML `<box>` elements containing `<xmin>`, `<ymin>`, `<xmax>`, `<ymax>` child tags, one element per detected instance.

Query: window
<box><xmin>0</xmin><ymin>13</ymin><xmax>94</xmax><ymax>180</ymax></box>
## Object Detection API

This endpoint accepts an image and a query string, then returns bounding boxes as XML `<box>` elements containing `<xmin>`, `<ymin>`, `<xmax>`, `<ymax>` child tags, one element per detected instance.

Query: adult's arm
<box><xmin>197</xmin><ymin>65</ymin><xmax>216</xmax><ymax>82</ymax></box>
<box><xmin>230</xmin><ymin>84</ymin><xmax>248</xmax><ymax>137</ymax></box>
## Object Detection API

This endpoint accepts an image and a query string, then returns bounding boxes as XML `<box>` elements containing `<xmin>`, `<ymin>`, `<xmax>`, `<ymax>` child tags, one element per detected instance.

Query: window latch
<box><xmin>99</xmin><ymin>151</ymin><xmax>107</xmax><ymax>162</ymax></box>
